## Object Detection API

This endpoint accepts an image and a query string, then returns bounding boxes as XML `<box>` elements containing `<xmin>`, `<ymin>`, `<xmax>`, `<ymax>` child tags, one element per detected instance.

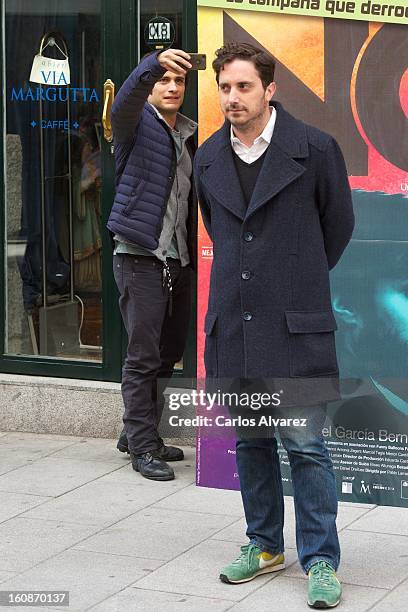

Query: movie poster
<box><xmin>196</xmin><ymin>1</ymin><xmax>408</xmax><ymax>506</ymax></box>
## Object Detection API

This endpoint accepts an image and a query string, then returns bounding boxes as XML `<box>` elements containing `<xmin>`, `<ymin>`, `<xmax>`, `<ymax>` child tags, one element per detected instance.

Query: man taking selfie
<box><xmin>107</xmin><ymin>48</ymin><xmax>197</xmax><ymax>482</ymax></box>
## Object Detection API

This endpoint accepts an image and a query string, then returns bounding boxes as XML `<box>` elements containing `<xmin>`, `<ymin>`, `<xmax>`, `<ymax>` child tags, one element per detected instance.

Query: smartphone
<box><xmin>188</xmin><ymin>53</ymin><xmax>206</xmax><ymax>70</ymax></box>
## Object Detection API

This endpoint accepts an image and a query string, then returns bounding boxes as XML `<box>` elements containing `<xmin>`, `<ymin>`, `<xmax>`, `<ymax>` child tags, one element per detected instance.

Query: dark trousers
<box><xmin>113</xmin><ymin>254</ymin><xmax>191</xmax><ymax>455</ymax></box>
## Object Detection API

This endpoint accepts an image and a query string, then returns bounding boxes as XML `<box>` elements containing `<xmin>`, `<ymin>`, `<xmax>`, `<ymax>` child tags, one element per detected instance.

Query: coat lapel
<box><xmin>246</xmin><ymin>102</ymin><xmax>309</xmax><ymax>219</ymax></box>
<box><xmin>198</xmin><ymin>102</ymin><xmax>309</xmax><ymax>222</ymax></box>
<box><xmin>245</xmin><ymin>142</ymin><xmax>306</xmax><ymax>219</ymax></box>
<box><xmin>200</xmin><ymin>137</ymin><xmax>247</xmax><ymax>222</ymax></box>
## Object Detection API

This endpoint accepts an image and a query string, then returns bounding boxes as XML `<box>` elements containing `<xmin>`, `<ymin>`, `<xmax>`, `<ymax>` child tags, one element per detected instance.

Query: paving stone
<box><xmin>0</xmin><ymin>570</ymin><xmax>17</xmax><ymax>584</ymax></box>
<box><xmin>229</xmin><ymin>575</ymin><xmax>388</xmax><ymax>611</ymax></box>
<box><xmin>134</xmin><ymin>539</ymin><xmax>298</xmax><ymax>600</ymax></box>
<box><xmin>74</xmin><ymin>507</ymin><xmax>238</xmax><ymax>561</ymax></box>
<box><xmin>370</xmin><ymin>576</ymin><xmax>408</xmax><ymax>611</ymax></box>
<box><xmin>0</xmin><ymin>550</ymin><xmax>159</xmax><ymax>611</ymax></box>
<box><xmin>0</xmin><ymin>491</ymin><xmax>50</xmax><ymax>523</ymax></box>
<box><xmin>155</xmin><ymin>483</ymin><xmax>244</xmax><ymax>516</ymax></box>
<box><xmin>338</xmin><ymin>501</ymin><xmax>377</xmax><ymax>509</ymax></box>
<box><xmin>285</xmin><ymin>530</ymin><xmax>408</xmax><ymax>589</ymax></box>
<box><xmin>0</xmin><ymin>457</ymin><xmax>122</xmax><ymax>497</ymax></box>
<box><xmin>22</xmin><ymin>477</ymin><xmax>193</xmax><ymax>527</ymax></box>
<box><xmin>99</xmin><ymin>460</ymin><xmax>196</xmax><ymax>488</ymax></box>
<box><xmin>91</xmin><ymin>588</ymin><xmax>234</xmax><ymax>612</ymax></box>
<box><xmin>0</xmin><ymin>432</ymin><xmax>80</xmax><ymax>443</ymax></box>
<box><xmin>0</xmin><ymin>435</ymin><xmax>79</xmax><ymax>476</ymax></box>
<box><xmin>0</xmin><ymin>517</ymin><xmax>99</xmax><ymax>573</ymax></box>
<box><xmin>347</xmin><ymin>505</ymin><xmax>408</xmax><ymax>537</ymax></box>
<box><xmin>49</xmin><ymin>438</ymin><xmax>129</xmax><ymax>464</ymax></box>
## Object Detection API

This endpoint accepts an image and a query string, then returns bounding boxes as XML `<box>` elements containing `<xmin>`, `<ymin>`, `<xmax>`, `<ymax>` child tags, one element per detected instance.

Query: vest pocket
<box><xmin>285</xmin><ymin>310</ymin><xmax>339</xmax><ymax>377</ymax></box>
<box><xmin>123</xmin><ymin>179</ymin><xmax>146</xmax><ymax>217</ymax></box>
<box><xmin>204</xmin><ymin>311</ymin><xmax>218</xmax><ymax>378</ymax></box>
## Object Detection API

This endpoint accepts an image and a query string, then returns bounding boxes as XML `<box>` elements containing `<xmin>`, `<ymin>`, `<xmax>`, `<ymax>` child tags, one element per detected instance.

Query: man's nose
<box><xmin>168</xmin><ymin>80</ymin><xmax>178</xmax><ymax>91</ymax></box>
<box><xmin>228</xmin><ymin>88</ymin><xmax>240</xmax><ymax>104</ymax></box>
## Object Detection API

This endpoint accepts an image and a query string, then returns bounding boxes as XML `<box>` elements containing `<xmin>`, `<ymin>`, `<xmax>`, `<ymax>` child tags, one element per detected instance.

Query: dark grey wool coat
<box><xmin>194</xmin><ymin>101</ymin><xmax>354</xmax><ymax>382</ymax></box>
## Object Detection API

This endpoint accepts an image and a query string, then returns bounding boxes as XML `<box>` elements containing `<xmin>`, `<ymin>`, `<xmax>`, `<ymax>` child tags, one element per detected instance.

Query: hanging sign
<box><xmin>144</xmin><ymin>16</ymin><xmax>175</xmax><ymax>48</ymax></box>
<box><xmin>30</xmin><ymin>39</ymin><xmax>70</xmax><ymax>85</ymax></box>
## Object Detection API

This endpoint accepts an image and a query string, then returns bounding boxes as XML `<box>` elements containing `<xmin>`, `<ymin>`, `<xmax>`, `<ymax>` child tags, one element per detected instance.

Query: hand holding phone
<box><xmin>188</xmin><ymin>53</ymin><xmax>207</xmax><ymax>71</ymax></box>
<box><xmin>158</xmin><ymin>48</ymin><xmax>192</xmax><ymax>74</ymax></box>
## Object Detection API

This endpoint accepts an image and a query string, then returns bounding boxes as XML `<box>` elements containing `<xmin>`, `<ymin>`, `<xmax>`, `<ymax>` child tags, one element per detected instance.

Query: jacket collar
<box><xmin>198</xmin><ymin>101</ymin><xmax>308</xmax><ymax>221</ymax></box>
<box><xmin>146</xmin><ymin>103</ymin><xmax>197</xmax><ymax>139</ymax></box>
<box><xmin>197</xmin><ymin>101</ymin><xmax>308</xmax><ymax>164</ymax></box>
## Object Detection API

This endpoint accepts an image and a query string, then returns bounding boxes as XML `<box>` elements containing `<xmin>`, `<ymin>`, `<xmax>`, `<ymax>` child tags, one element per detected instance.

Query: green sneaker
<box><xmin>308</xmin><ymin>561</ymin><xmax>341</xmax><ymax>608</ymax></box>
<box><xmin>219</xmin><ymin>543</ymin><xmax>285</xmax><ymax>584</ymax></box>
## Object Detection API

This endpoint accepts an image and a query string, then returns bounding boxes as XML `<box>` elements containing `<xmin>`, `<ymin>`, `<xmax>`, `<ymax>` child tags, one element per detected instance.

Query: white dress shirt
<box><xmin>230</xmin><ymin>106</ymin><xmax>277</xmax><ymax>164</ymax></box>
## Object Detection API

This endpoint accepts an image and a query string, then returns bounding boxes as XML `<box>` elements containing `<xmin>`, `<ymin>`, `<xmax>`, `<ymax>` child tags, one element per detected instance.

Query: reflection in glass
<box><xmin>5</xmin><ymin>0</ymin><xmax>102</xmax><ymax>361</ymax></box>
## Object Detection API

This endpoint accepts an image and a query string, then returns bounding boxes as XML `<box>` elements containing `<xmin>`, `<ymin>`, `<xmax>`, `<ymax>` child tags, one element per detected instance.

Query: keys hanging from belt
<box><xmin>162</xmin><ymin>260</ymin><xmax>173</xmax><ymax>317</ymax></box>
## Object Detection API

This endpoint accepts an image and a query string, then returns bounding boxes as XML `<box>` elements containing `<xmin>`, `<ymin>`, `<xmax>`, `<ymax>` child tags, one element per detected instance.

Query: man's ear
<box><xmin>265</xmin><ymin>81</ymin><xmax>276</xmax><ymax>102</ymax></box>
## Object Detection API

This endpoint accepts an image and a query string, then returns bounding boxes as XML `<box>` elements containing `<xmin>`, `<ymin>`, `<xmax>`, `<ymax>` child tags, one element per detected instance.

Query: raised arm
<box><xmin>111</xmin><ymin>49</ymin><xmax>192</xmax><ymax>144</ymax></box>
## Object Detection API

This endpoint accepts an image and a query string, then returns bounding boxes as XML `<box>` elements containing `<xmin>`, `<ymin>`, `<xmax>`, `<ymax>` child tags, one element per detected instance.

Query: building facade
<box><xmin>1</xmin><ymin>0</ymin><xmax>197</xmax><ymax>387</ymax></box>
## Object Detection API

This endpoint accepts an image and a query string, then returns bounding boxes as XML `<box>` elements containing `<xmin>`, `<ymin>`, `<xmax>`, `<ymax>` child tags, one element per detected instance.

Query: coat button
<box><xmin>241</xmin><ymin>271</ymin><xmax>251</xmax><ymax>280</ymax></box>
<box><xmin>244</xmin><ymin>232</ymin><xmax>254</xmax><ymax>242</ymax></box>
<box><xmin>243</xmin><ymin>312</ymin><xmax>252</xmax><ymax>321</ymax></box>
<box><xmin>131</xmin><ymin>191</ymin><xmax>135</xmax><ymax>196</ymax></box>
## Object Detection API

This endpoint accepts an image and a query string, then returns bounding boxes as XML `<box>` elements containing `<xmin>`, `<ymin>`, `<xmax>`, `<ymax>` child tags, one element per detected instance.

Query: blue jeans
<box><xmin>236</xmin><ymin>405</ymin><xmax>340</xmax><ymax>573</ymax></box>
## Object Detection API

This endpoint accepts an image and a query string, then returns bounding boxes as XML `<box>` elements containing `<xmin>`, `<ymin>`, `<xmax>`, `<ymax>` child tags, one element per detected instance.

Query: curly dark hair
<box><xmin>212</xmin><ymin>42</ymin><xmax>275</xmax><ymax>89</ymax></box>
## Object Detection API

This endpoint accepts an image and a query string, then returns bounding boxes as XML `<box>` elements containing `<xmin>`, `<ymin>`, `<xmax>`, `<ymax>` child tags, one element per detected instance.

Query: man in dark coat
<box><xmin>194</xmin><ymin>43</ymin><xmax>354</xmax><ymax>608</ymax></box>
<box><xmin>107</xmin><ymin>48</ymin><xmax>197</xmax><ymax>481</ymax></box>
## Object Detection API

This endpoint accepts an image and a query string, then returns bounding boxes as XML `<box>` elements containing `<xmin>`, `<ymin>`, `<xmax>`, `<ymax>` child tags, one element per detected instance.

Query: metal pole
<box><xmin>39</xmin><ymin>88</ymin><xmax>47</xmax><ymax>308</ymax></box>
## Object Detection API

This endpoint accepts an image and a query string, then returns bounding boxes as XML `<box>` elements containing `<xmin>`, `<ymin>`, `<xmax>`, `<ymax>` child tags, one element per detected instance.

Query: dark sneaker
<box><xmin>157</xmin><ymin>444</ymin><xmax>184</xmax><ymax>461</ymax></box>
<box><xmin>117</xmin><ymin>430</ymin><xmax>184</xmax><ymax>461</ymax></box>
<box><xmin>220</xmin><ymin>543</ymin><xmax>285</xmax><ymax>584</ymax></box>
<box><xmin>308</xmin><ymin>561</ymin><xmax>341</xmax><ymax>608</ymax></box>
<box><xmin>116</xmin><ymin>429</ymin><xmax>129</xmax><ymax>453</ymax></box>
<box><xmin>131</xmin><ymin>451</ymin><xmax>175</xmax><ymax>481</ymax></box>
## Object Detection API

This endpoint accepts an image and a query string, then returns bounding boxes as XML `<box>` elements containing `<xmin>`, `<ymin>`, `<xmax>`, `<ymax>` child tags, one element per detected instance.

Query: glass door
<box><xmin>0</xmin><ymin>0</ymin><xmax>197</xmax><ymax>382</ymax></box>
<box><xmin>0</xmin><ymin>0</ymin><xmax>123</xmax><ymax>379</ymax></box>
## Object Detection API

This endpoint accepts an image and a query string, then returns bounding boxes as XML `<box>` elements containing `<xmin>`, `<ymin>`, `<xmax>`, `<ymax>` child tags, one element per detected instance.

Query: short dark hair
<box><xmin>212</xmin><ymin>43</ymin><xmax>275</xmax><ymax>89</ymax></box>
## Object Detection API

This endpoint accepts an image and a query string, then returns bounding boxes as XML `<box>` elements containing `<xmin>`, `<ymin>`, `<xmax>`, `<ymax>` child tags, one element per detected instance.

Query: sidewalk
<box><xmin>0</xmin><ymin>432</ymin><xmax>407</xmax><ymax>611</ymax></box>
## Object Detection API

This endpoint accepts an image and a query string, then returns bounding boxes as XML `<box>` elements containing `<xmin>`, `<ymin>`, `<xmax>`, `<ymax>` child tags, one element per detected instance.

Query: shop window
<box><xmin>4</xmin><ymin>0</ymin><xmax>103</xmax><ymax>361</ymax></box>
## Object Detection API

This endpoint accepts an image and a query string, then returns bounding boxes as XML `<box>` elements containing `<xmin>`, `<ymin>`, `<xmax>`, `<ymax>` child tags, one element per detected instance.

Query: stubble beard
<box><xmin>228</xmin><ymin>100</ymin><xmax>269</xmax><ymax>134</ymax></box>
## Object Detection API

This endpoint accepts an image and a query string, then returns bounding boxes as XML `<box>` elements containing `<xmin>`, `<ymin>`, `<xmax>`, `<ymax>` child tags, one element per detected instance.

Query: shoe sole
<box><xmin>307</xmin><ymin>599</ymin><xmax>340</xmax><ymax>609</ymax></box>
<box><xmin>117</xmin><ymin>445</ymin><xmax>184</xmax><ymax>462</ymax></box>
<box><xmin>219</xmin><ymin>562</ymin><xmax>285</xmax><ymax>584</ymax></box>
<box><xmin>161</xmin><ymin>454</ymin><xmax>184</xmax><ymax>462</ymax></box>
<box><xmin>132</xmin><ymin>464</ymin><xmax>175</xmax><ymax>481</ymax></box>
<box><xmin>117</xmin><ymin>443</ymin><xmax>129</xmax><ymax>454</ymax></box>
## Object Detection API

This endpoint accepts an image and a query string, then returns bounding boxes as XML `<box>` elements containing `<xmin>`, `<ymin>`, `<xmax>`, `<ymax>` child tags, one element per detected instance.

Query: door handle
<box><xmin>102</xmin><ymin>79</ymin><xmax>115</xmax><ymax>143</ymax></box>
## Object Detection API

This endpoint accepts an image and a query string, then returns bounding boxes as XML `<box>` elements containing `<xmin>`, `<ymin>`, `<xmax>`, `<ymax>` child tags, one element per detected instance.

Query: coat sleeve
<box><xmin>193</xmin><ymin>156</ymin><xmax>213</xmax><ymax>241</ymax></box>
<box><xmin>110</xmin><ymin>52</ymin><xmax>166</xmax><ymax>144</ymax></box>
<box><xmin>317</xmin><ymin>137</ymin><xmax>355</xmax><ymax>270</ymax></box>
